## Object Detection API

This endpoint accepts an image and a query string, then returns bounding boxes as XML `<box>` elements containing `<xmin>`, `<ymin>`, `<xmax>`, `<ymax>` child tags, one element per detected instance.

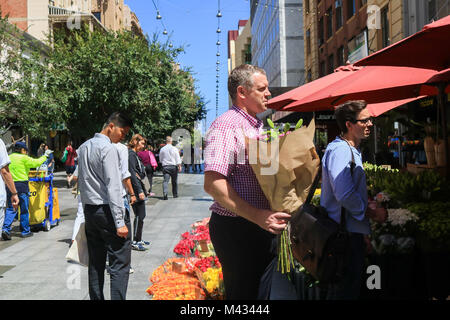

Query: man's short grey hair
<box><xmin>228</xmin><ymin>64</ymin><xmax>266</xmax><ymax>102</ymax></box>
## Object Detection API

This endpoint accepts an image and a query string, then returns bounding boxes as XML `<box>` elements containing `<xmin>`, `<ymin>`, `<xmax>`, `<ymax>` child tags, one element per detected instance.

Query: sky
<box><xmin>126</xmin><ymin>0</ymin><xmax>251</xmax><ymax>133</ymax></box>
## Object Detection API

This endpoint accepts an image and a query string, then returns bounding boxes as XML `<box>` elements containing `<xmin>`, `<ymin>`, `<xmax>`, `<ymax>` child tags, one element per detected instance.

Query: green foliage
<box><xmin>1</xmin><ymin>24</ymin><xmax>206</xmax><ymax>141</ymax></box>
<box><xmin>363</xmin><ymin>162</ymin><xmax>448</xmax><ymax>205</ymax></box>
<box><xmin>406</xmin><ymin>202</ymin><xmax>450</xmax><ymax>251</ymax></box>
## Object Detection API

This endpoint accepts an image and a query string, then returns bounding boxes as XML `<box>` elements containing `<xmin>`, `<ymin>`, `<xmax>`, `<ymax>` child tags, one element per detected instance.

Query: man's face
<box><xmin>110</xmin><ymin>124</ymin><xmax>130</xmax><ymax>143</ymax></box>
<box><xmin>348</xmin><ymin>108</ymin><xmax>373</xmax><ymax>140</ymax></box>
<box><xmin>241</xmin><ymin>72</ymin><xmax>271</xmax><ymax>116</ymax></box>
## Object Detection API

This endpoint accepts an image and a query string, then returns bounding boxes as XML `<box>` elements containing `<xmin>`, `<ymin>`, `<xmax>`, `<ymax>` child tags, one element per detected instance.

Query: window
<box><xmin>337</xmin><ymin>46</ymin><xmax>345</xmax><ymax>66</ymax></box>
<box><xmin>428</xmin><ymin>0</ymin><xmax>437</xmax><ymax>22</ymax></box>
<box><xmin>360</xmin><ymin>0</ymin><xmax>367</xmax><ymax>7</ymax></box>
<box><xmin>306</xmin><ymin>29</ymin><xmax>311</xmax><ymax>54</ymax></box>
<box><xmin>347</xmin><ymin>0</ymin><xmax>356</xmax><ymax>19</ymax></box>
<box><xmin>305</xmin><ymin>0</ymin><xmax>310</xmax><ymax>13</ymax></box>
<box><xmin>381</xmin><ymin>6</ymin><xmax>390</xmax><ymax>48</ymax></box>
<box><xmin>336</xmin><ymin>1</ymin><xmax>343</xmax><ymax>30</ymax></box>
<box><xmin>320</xmin><ymin>61</ymin><xmax>326</xmax><ymax>77</ymax></box>
<box><xmin>326</xmin><ymin>7</ymin><xmax>333</xmax><ymax>39</ymax></box>
<box><xmin>318</xmin><ymin>17</ymin><xmax>324</xmax><ymax>46</ymax></box>
<box><xmin>307</xmin><ymin>69</ymin><xmax>312</xmax><ymax>82</ymax></box>
<box><xmin>327</xmin><ymin>54</ymin><xmax>335</xmax><ymax>74</ymax></box>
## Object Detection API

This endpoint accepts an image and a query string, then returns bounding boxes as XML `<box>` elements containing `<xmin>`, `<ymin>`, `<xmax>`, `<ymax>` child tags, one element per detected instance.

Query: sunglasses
<box><xmin>354</xmin><ymin>117</ymin><xmax>373</xmax><ymax>125</ymax></box>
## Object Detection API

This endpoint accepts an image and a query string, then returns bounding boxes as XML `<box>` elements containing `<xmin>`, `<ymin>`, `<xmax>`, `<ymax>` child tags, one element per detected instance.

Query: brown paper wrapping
<box><xmin>247</xmin><ymin>119</ymin><xmax>320</xmax><ymax>214</ymax></box>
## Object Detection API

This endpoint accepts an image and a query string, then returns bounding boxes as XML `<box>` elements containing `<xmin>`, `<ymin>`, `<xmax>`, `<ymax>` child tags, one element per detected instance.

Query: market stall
<box><xmin>146</xmin><ymin>217</ymin><xmax>224</xmax><ymax>300</ymax></box>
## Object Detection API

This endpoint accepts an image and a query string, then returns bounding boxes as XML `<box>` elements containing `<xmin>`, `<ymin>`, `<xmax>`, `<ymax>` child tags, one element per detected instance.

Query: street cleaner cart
<box><xmin>28</xmin><ymin>171</ymin><xmax>61</xmax><ymax>232</ymax></box>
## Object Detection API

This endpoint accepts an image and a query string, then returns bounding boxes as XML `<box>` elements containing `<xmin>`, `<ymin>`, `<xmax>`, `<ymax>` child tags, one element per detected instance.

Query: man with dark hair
<box><xmin>320</xmin><ymin>100</ymin><xmax>387</xmax><ymax>299</ymax></box>
<box><xmin>203</xmin><ymin>64</ymin><xmax>291</xmax><ymax>299</ymax></box>
<box><xmin>77</xmin><ymin>111</ymin><xmax>133</xmax><ymax>300</ymax></box>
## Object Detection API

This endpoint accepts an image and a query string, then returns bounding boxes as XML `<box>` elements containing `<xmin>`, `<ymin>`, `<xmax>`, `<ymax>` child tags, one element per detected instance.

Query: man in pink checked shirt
<box><xmin>203</xmin><ymin>64</ymin><xmax>291</xmax><ymax>300</ymax></box>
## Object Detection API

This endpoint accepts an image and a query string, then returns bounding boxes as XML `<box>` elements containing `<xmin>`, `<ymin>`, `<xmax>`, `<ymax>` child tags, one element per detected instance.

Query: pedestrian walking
<box><xmin>138</xmin><ymin>144</ymin><xmax>157</xmax><ymax>197</ymax></box>
<box><xmin>77</xmin><ymin>112</ymin><xmax>133</xmax><ymax>300</ymax></box>
<box><xmin>37</xmin><ymin>143</ymin><xmax>46</xmax><ymax>157</ymax></box>
<box><xmin>128</xmin><ymin>134</ymin><xmax>150</xmax><ymax>251</ymax></box>
<box><xmin>0</xmin><ymin>138</ymin><xmax>19</xmax><ymax>239</ymax></box>
<box><xmin>159</xmin><ymin>136</ymin><xmax>182</xmax><ymax>200</ymax></box>
<box><xmin>203</xmin><ymin>64</ymin><xmax>291</xmax><ymax>299</ymax></box>
<box><xmin>69</xmin><ymin>142</ymin><xmax>137</xmax><ymax>274</ymax></box>
<box><xmin>63</xmin><ymin>141</ymin><xmax>77</xmax><ymax>188</ymax></box>
<box><xmin>320</xmin><ymin>100</ymin><xmax>387</xmax><ymax>300</ymax></box>
<box><xmin>1</xmin><ymin>141</ymin><xmax>49</xmax><ymax>239</ymax></box>
<box><xmin>193</xmin><ymin>145</ymin><xmax>203</xmax><ymax>173</ymax></box>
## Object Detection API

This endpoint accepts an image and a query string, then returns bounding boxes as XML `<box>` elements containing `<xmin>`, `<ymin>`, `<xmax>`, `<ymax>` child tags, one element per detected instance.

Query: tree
<box><xmin>3</xmin><ymin>24</ymin><xmax>206</xmax><ymax>142</ymax></box>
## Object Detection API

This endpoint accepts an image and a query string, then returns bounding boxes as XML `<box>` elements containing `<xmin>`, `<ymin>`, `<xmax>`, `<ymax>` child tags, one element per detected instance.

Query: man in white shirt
<box><xmin>158</xmin><ymin>136</ymin><xmax>181</xmax><ymax>200</ymax></box>
<box><xmin>0</xmin><ymin>138</ymin><xmax>19</xmax><ymax>239</ymax></box>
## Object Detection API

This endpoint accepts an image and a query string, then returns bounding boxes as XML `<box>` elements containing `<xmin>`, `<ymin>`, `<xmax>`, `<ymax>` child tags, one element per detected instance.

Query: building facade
<box><xmin>228</xmin><ymin>19</ymin><xmax>252</xmax><ymax>107</ymax></box>
<box><xmin>228</xmin><ymin>19</ymin><xmax>251</xmax><ymax>75</ymax></box>
<box><xmin>0</xmin><ymin>0</ymin><xmax>143</xmax><ymax>43</ymax></box>
<box><xmin>251</xmin><ymin>0</ymin><xmax>305</xmax><ymax>87</ymax></box>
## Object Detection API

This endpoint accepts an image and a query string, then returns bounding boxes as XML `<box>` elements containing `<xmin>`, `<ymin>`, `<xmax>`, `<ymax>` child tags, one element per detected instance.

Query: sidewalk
<box><xmin>0</xmin><ymin>170</ymin><xmax>212</xmax><ymax>300</ymax></box>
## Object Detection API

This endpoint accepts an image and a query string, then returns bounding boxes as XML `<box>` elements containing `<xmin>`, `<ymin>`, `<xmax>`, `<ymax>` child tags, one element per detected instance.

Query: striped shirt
<box><xmin>204</xmin><ymin>105</ymin><xmax>270</xmax><ymax>217</ymax></box>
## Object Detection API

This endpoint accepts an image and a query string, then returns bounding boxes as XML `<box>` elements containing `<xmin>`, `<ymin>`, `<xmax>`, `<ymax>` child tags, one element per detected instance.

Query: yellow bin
<box><xmin>28</xmin><ymin>181</ymin><xmax>48</xmax><ymax>225</ymax></box>
<box><xmin>52</xmin><ymin>188</ymin><xmax>61</xmax><ymax>221</ymax></box>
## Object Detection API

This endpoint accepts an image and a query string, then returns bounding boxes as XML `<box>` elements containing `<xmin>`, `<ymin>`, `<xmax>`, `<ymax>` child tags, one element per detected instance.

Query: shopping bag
<box><xmin>61</xmin><ymin>149</ymin><xmax>68</xmax><ymax>163</ymax></box>
<box><xmin>65</xmin><ymin>222</ymin><xmax>89</xmax><ymax>267</ymax></box>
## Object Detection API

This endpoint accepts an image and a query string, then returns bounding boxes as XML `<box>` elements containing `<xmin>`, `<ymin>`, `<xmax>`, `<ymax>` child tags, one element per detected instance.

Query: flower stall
<box><xmin>363</xmin><ymin>163</ymin><xmax>450</xmax><ymax>300</ymax></box>
<box><xmin>146</xmin><ymin>217</ymin><xmax>225</xmax><ymax>300</ymax></box>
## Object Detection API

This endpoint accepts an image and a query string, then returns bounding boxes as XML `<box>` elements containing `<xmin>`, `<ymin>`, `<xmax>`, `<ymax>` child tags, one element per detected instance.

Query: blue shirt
<box><xmin>320</xmin><ymin>136</ymin><xmax>370</xmax><ymax>234</ymax></box>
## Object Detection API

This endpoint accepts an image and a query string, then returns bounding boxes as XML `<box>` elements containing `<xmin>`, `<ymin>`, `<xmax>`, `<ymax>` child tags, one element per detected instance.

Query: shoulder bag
<box><xmin>289</xmin><ymin>142</ymin><xmax>355</xmax><ymax>284</ymax></box>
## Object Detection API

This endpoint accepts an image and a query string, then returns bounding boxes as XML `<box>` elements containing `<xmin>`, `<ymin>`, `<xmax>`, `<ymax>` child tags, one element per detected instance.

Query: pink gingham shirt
<box><xmin>204</xmin><ymin>105</ymin><xmax>271</xmax><ymax>217</ymax></box>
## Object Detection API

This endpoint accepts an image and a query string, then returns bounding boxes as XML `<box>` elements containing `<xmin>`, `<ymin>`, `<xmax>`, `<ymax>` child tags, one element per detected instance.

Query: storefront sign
<box><xmin>348</xmin><ymin>30</ymin><xmax>369</xmax><ymax>64</ymax></box>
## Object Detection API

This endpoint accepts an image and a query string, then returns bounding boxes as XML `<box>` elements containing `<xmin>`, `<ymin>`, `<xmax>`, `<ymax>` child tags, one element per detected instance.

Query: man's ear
<box><xmin>345</xmin><ymin>120</ymin><xmax>352</xmax><ymax>132</ymax></box>
<box><xmin>237</xmin><ymin>85</ymin><xmax>246</xmax><ymax>100</ymax></box>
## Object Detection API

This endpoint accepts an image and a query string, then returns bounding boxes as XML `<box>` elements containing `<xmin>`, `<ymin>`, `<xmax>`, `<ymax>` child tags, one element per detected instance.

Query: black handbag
<box><xmin>289</xmin><ymin>143</ymin><xmax>355</xmax><ymax>284</ymax></box>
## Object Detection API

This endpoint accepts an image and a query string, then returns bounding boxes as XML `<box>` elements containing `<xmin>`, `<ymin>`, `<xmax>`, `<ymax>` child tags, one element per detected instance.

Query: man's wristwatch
<box><xmin>129</xmin><ymin>194</ymin><xmax>136</xmax><ymax>197</ymax></box>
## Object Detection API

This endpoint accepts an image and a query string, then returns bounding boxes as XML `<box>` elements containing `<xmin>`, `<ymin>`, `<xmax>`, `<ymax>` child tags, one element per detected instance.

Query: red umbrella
<box><xmin>366</xmin><ymin>96</ymin><xmax>426</xmax><ymax>117</ymax></box>
<box><xmin>281</xmin><ymin>66</ymin><xmax>446</xmax><ymax>111</ymax></box>
<box><xmin>426</xmin><ymin>67</ymin><xmax>450</xmax><ymax>84</ymax></box>
<box><xmin>267</xmin><ymin>65</ymin><xmax>360</xmax><ymax>110</ymax></box>
<box><xmin>354</xmin><ymin>15</ymin><xmax>450</xmax><ymax>71</ymax></box>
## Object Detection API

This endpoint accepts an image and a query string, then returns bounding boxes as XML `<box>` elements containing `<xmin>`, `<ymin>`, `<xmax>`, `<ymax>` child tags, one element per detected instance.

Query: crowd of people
<box><xmin>1</xmin><ymin>63</ymin><xmax>389</xmax><ymax>301</ymax></box>
<box><xmin>0</xmin><ymin>112</ymin><xmax>206</xmax><ymax>300</ymax></box>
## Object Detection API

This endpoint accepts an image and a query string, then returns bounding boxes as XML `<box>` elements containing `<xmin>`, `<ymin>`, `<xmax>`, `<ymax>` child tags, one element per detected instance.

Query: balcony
<box><xmin>48</xmin><ymin>5</ymin><xmax>107</xmax><ymax>32</ymax></box>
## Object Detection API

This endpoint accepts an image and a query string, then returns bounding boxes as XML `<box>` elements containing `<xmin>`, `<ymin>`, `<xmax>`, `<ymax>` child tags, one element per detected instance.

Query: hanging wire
<box><xmin>215</xmin><ymin>0</ymin><xmax>222</xmax><ymax>118</ymax></box>
<box><xmin>151</xmin><ymin>0</ymin><xmax>171</xmax><ymax>43</ymax></box>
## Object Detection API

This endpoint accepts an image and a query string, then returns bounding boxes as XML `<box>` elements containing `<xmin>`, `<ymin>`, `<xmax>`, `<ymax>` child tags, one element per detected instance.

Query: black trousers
<box><xmin>131</xmin><ymin>200</ymin><xmax>146</xmax><ymax>242</ymax></box>
<box><xmin>209</xmin><ymin>212</ymin><xmax>276</xmax><ymax>300</ymax></box>
<box><xmin>162</xmin><ymin>165</ymin><xmax>178</xmax><ymax>197</ymax></box>
<box><xmin>324</xmin><ymin>233</ymin><xmax>366</xmax><ymax>300</ymax></box>
<box><xmin>84</xmin><ymin>204</ymin><xmax>131</xmax><ymax>300</ymax></box>
<box><xmin>144</xmin><ymin>165</ymin><xmax>154</xmax><ymax>192</ymax></box>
